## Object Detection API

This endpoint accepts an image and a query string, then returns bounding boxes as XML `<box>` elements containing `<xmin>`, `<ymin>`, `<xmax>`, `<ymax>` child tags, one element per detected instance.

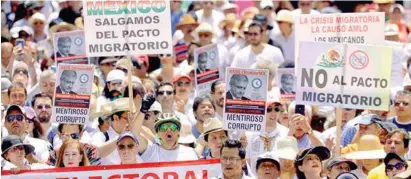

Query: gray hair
<box><xmin>229</xmin><ymin>74</ymin><xmax>248</xmax><ymax>86</ymax></box>
<box><xmin>40</xmin><ymin>70</ymin><xmax>56</xmax><ymax>84</ymax></box>
<box><xmin>253</xmin><ymin>56</ymin><xmax>278</xmax><ymax>78</ymax></box>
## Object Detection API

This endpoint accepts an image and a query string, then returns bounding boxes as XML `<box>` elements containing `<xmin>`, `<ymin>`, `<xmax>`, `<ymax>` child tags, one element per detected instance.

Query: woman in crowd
<box><xmin>55</xmin><ymin>139</ymin><xmax>90</xmax><ymax>168</ymax></box>
<box><xmin>295</xmin><ymin>146</ymin><xmax>331</xmax><ymax>179</ymax></box>
<box><xmin>385</xmin><ymin>153</ymin><xmax>408</xmax><ymax>179</ymax></box>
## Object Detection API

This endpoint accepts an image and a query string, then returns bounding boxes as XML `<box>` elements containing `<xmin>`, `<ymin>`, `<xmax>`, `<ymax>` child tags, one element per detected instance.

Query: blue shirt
<box><xmin>192</xmin><ymin>124</ymin><xmax>201</xmax><ymax>139</ymax></box>
<box><xmin>171</xmin><ymin>10</ymin><xmax>183</xmax><ymax>35</ymax></box>
<box><xmin>389</xmin><ymin>116</ymin><xmax>411</xmax><ymax>132</ymax></box>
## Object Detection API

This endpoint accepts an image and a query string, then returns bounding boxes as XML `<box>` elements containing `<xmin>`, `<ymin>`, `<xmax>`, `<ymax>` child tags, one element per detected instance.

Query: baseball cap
<box><xmin>296</xmin><ymin>146</ymin><xmax>331</xmax><ymax>162</ymax></box>
<box><xmin>384</xmin><ymin>152</ymin><xmax>406</xmax><ymax>166</ymax></box>
<box><xmin>327</xmin><ymin>157</ymin><xmax>358</xmax><ymax>170</ymax></box>
<box><xmin>336</xmin><ymin>172</ymin><xmax>359</xmax><ymax>179</ymax></box>
<box><xmin>260</xmin><ymin>0</ymin><xmax>274</xmax><ymax>9</ymax></box>
<box><xmin>4</xmin><ymin>105</ymin><xmax>26</xmax><ymax>117</ymax></box>
<box><xmin>106</xmin><ymin>69</ymin><xmax>125</xmax><ymax>83</ymax></box>
<box><xmin>1</xmin><ymin>78</ymin><xmax>11</xmax><ymax>93</ymax></box>
<box><xmin>117</xmin><ymin>131</ymin><xmax>139</xmax><ymax>145</ymax></box>
<box><xmin>373</xmin><ymin>120</ymin><xmax>398</xmax><ymax>133</ymax></box>
<box><xmin>256</xmin><ymin>152</ymin><xmax>280</xmax><ymax>171</ymax></box>
<box><xmin>149</xmin><ymin>101</ymin><xmax>162</xmax><ymax>113</ymax></box>
<box><xmin>173</xmin><ymin>75</ymin><xmax>192</xmax><ymax>83</ymax></box>
<box><xmin>355</xmin><ymin>114</ymin><xmax>381</xmax><ymax>126</ymax></box>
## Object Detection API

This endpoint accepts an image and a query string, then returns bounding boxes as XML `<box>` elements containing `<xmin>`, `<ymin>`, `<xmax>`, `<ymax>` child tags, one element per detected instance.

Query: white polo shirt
<box><xmin>141</xmin><ymin>142</ymin><xmax>198</xmax><ymax>162</ymax></box>
<box><xmin>231</xmin><ymin>45</ymin><xmax>284</xmax><ymax>68</ymax></box>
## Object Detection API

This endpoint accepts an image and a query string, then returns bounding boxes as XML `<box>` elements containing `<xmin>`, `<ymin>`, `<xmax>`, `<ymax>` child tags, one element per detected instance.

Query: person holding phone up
<box><xmin>287</xmin><ymin>101</ymin><xmax>324</xmax><ymax>150</ymax></box>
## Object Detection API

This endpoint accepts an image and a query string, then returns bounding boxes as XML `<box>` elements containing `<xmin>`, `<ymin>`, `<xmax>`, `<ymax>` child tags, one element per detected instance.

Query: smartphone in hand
<box><xmin>295</xmin><ymin>104</ymin><xmax>305</xmax><ymax>116</ymax></box>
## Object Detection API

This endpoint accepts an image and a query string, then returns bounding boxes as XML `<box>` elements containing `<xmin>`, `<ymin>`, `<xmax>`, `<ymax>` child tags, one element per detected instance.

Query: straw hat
<box><xmin>195</xmin><ymin>22</ymin><xmax>214</xmax><ymax>34</ymax></box>
<box><xmin>115</xmin><ymin>58</ymin><xmax>132</xmax><ymax>70</ymax></box>
<box><xmin>276</xmin><ymin>10</ymin><xmax>294</xmax><ymax>24</ymax></box>
<box><xmin>373</xmin><ymin>0</ymin><xmax>394</xmax><ymax>4</ymax></box>
<box><xmin>231</xmin><ymin>20</ymin><xmax>243</xmax><ymax>33</ymax></box>
<box><xmin>275</xmin><ymin>136</ymin><xmax>299</xmax><ymax>160</ymax></box>
<box><xmin>75</xmin><ymin>17</ymin><xmax>84</xmax><ymax>29</ymax></box>
<box><xmin>49</xmin><ymin>21</ymin><xmax>76</xmax><ymax>34</ymax></box>
<box><xmin>197</xmin><ymin>118</ymin><xmax>226</xmax><ymax>145</ymax></box>
<box><xmin>344</xmin><ymin>135</ymin><xmax>386</xmax><ymax>159</ymax></box>
<box><xmin>92</xmin><ymin>98</ymin><xmax>132</xmax><ymax>119</ymax></box>
<box><xmin>219</xmin><ymin>13</ymin><xmax>237</xmax><ymax>29</ymax></box>
<box><xmin>394</xmin><ymin>166</ymin><xmax>411</xmax><ymax>179</ymax></box>
<box><xmin>241</xmin><ymin>7</ymin><xmax>260</xmax><ymax>20</ymax></box>
<box><xmin>178</xmin><ymin>121</ymin><xmax>196</xmax><ymax>144</ymax></box>
<box><xmin>176</xmin><ymin>14</ymin><xmax>199</xmax><ymax>30</ymax></box>
<box><xmin>222</xmin><ymin>3</ymin><xmax>238</xmax><ymax>11</ymax></box>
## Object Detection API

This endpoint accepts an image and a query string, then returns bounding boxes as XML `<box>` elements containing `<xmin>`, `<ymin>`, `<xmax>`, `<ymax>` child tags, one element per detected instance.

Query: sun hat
<box><xmin>29</xmin><ymin>12</ymin><xmax>46</xmax><ymax>25</ymax></box>
<box><xmin>222</xmin><ymin>3</ymin><xmax>238</xmax><ymax>11</ymax></box>
<box><xmin>256</xmin><ymin>152</ymin><xmax>280</xmax><ymax>171</ymax></box>
<box><xmin>275</xmin><ymin>136</ymin><xmax>299</xmax><ymax>160</ymax></box>
<box><xmin>2</xmin><ymin>135</ymin><xmax>35</xmax><ymax>158</ymax></box>
<box><xmin>219</xmin><ymin>13</ymin><xmax>237</xmax><ymax>29</ymax></box>
<box><xmin>276</xmin><ymin>10</ymin><xmax>294</xmax><ymax>24</ymax></box>
<box><xmin>385</xmin><ymin>24</ymin><xmax>399</xmax><ymax>36</ymax></box>
<box><xmin>176</xmin><ymin>14</ymin><xmax>199</xmax><ymax>30</ymax></box>
<box><xmin>394</xmin><ymin>166</ymin><xmax>411</xmax><ymax>179</ymax></box>
<box><xmin>195</xmin><ymin>22</ymin><xmax>214</xmax><ymax>34</ymax></box>
<box><xmin>92</xmin><ymin>98</ymin><xmax>132</xmax><ymax>119</ymax></box>
<box><xmin>344</xmin><ymin>135</ymin><xmax>386</xmax><ymax>159</ymax></box>
<box><xmin>373</xmin><ymin>0</ymin><xmax>394</xmax><ymax>4</ymax></box>
<box><xmin>327</xmin><ymin>157</ymin><xmax>358</xmax><ymax>170</ymax></box>
<box><xmin>115</xmin><ymin>58</ymin><xmax>132</xmax><ymax>70</ymax></box>
<box><xmin>106</xmin><ymin>69</ymin><xmax>125</xmax><ymax>83</ymax></box>
<box><xmin>296</xmin><ymin>146</ymin><xmax>331</xmax><ymax>162</ymax></box>
<box><xmin>154</xmin><ymin>113</ymin><xmax>181</xmax><ymax>133</ymax></box>
<box><xmin>178</xmin><ymin>121</ymin><xmax>196</xmax><ymax>144</ymax></box>
<box><xmin>49</xmin><ymin>21</ymin><xmax>76</xmax><ymax>35</ymax></box>
<box><xmin>197</xmin><ymin>118</ymin><xmax>226</xmax><ymax>145</ymax></box>
<box><xmin>260</xmin><ymin>0</ymin><xmax>274</xmax><ymax>9</ymax></box>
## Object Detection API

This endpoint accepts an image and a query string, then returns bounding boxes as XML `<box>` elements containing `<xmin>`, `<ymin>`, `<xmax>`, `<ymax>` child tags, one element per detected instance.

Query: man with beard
<box><xmin>31</xmin><ymin>93</ymin><xmax>54</xmax><ymax>143</ymax></box>
<box><xmin>231</xmin><ymin>21</ymin><xmax>284</xmax><ymax>69</ymax></box>
<box><xmin>210</xmin><ymin>81</ymin><xmax>225</xmax><ymax>119</ymax></box>
<box><xmin>192</xmin><ymin>95</ymin><xmax>216</xmax><ymax>138</ymax></box>
<box><xmin>245</xmin><ymin>97</ymin><xmax>289</xmax><ymax>174</ymax></box>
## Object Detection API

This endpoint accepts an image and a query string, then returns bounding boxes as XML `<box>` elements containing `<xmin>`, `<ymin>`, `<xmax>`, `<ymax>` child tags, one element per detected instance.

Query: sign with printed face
<box><xmin>53</xmin><ymin>30</ymin><xmax>89</xmax><ymax>64</ymax></box>
<box><xmin>83</xmin><ymin>0</ymin><xmax>173</xmax><ymax>56</ymax></box>
<box><xmin>194</xmin><ymin>44</ymin><xmax>220</xmax><ymax>96</ymax></box>
<box><xmin>223</xmin><ymin>68</ymin><xmax>269</xmax><ymax>132</ymax></box>
<box><xmin>52</xmin><ymin>64</ymin><xmax>94</xmax><ymax>124</ymax></box>
<box><xmin>296</xmin><ymin>41</ymin><xmax>393</xmax><ymax>111</ymax></box>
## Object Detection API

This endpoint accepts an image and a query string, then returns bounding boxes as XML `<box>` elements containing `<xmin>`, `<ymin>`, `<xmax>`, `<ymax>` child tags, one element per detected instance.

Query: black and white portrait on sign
<box><xmin>56</xmin><ymin>37</ymin><xmax>75</xmax><ymax>58</ymax></box>
<box><xmin>56</xmin><ymin>70</ymin><xmax>77</xmax><ymax>94</ymax></box>
<box><xmin>226</xmin><ymin>74</ymin><xmax>250</xmax><ymax>100</ymax></box>
<box><xmin>280</xmin><ymin>73</ymin><xmax>296</xmax><ymax>95</ymax></box>
<box><xmin>197</xmin><ymin>51</ymin><xmax>209</xmax><ymax>74</ymax></box>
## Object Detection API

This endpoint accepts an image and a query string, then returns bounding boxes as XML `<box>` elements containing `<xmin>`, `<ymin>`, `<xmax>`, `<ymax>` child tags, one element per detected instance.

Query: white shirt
<box><xmin>195</xmin><ymin>9</ymin><xmax>225</xmax><ymax>37</ymax></box>
<box><xmin>271</xmin><ymin>30</ymin><xmax>295</xmax><ymax>66</ymax></box>
<box><xmin>141</xmin><ymin>142</ymin><xmax>198</xmax><ymax>162</ymax></box>
<box><xmin>292</xmin><ymin>9</ymin><xmax>321</xmax><ymax>15</ymax></box>
<box><xmin>231</xmin><ymin>45</ymin><xmax>284</xmax><ymax>68</ymax></box>
<box><xmin>23</xmin><ymin>135</ymin><xmax>52</xmax><ymax>162</ymax></box>
<box><xmin>245</xmin><ymin>124</ymin><xmax>289</xmax><ymax>174</ymax></box>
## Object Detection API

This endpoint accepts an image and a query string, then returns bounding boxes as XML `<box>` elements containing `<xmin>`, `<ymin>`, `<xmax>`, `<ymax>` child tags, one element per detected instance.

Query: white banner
<box><xmin>52</xmin><ymin>64</ymin><xmax>94</xmax><ymax>124</ymax></box>
<box><xmin>2</xmin><ymin>159</ymin><xmax>222</xmax><ymax>179</ymax></box>
<box><xmin>83</xmin><ymin>0</ymin><xmax>173</xmax><ymax>56</ymax></box>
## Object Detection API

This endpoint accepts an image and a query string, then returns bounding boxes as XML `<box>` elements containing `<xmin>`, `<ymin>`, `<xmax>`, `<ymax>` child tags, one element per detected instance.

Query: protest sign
<box><xmin>2</xmin><ymin>159</ymin><xmax>221</xmax><ymax>179</ymax></box>
<box><xmin>194</xmin><ymin>44</ymin><xmax>220</xmax><ymax>96</ymax></box>
<box><xmin>223</xmin><ymin>68</ymin><xmax>269</xmax><ymax>132</ymax></box>
<box><xmin>277</xmin><ymin>68</ymin><xmax>296</xmax><ymax>99</ymax></box>
<box><xmin>52</xmin><ymin>64</ymin><xmax>94</xmax><ymax>124</ymax></box>
<box><xmin>296</xmin><ymin>41</ymin><xmax>393</xmax><ymax>111</ymax></box>
<box><xmin>53</xmin><ymin>30</ymin><xmax>88</xmax><ymax>64</ymax></box>
<box><xmin>294</xmin><ymin>12</ymin><xmax>384</xmax><ymax>71</ymax></box>
<box><xmin>83</xmin><ymin>1</ymin><xmax>172</xmax><ymax>57</ymax></box>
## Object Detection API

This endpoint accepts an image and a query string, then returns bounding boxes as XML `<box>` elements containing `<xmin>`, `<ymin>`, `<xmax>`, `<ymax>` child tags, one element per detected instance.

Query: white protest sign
<box><xmin>53</xmin><ymin>30</ymin><xmax>88</xmax><ymax>64</ymax></box>
<box><xmin>52</xmin><ymin>64</ymin><xmax>94</xmax><ymax>124</ymax></box>
<box><xmin>83</xmin><ymin>1</ymin><xmax>172</xmax><ymax>57</ymax></box>
<box><xmin>277</xmin><ymin>68</ymin><xmax>296</xmax><ymax>99</ymax></box>
<box><xmin>294</xmin><ymin>12</ymin><xmax>384</xmax><ymax>72</ymax></box>
<box><xmin>2</xmin><ymin>159</ymin><xmax>221</xmax><ymax>179</ymax></box>
<box><xmin>223</xmin><ymin>68</ymin><xmax>268</xmax><ymax>132</ymax></box>
<box><xmin>296</xmin><ymin>41</ymin><xmax>393</xmax><ymax>111</ymax></box>
<box><xmin>194</xmin><ymin>44</ymin><xmax>220</xmax><ymax>96</ymax></box>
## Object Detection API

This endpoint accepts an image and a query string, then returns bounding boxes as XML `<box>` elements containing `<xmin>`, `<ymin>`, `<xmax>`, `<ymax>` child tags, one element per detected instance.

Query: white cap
<box><xmin>149</xmin><ymin>101</ymin><xmax>162</xmax><ymax>113</ymax></box>
<box><xmin>29</xmin><ymin>12</ymin><xmax>46</xmax><ymax>24</ymax></box>
<box><xmin>385</xmin><ymin>24</ymin><xmax>399</xmax><ymax>36</ymax></box>
<box><xmin>260</xmin><ymin>0</ymin><xmax>274</xmax><ymax>9</ymax></box>
<box><xmin>106</xmin><ymin>69</ymin><xmax>125</xmax><ymax>83</ymax></box>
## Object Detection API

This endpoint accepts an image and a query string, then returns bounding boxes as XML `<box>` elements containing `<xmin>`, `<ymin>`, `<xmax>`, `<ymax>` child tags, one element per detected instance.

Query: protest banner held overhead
<box><xmin>294</xmin><ymin>12</ymin><xmax>385</xmax><ymax>71</ymax></box>
<box><xmin>277</xmin><ymin>68</ymin><xmax>296</xmax><ymax>99</ymax></box>
<box><xmin>52</xmin><ymin>64</ymin><xmax>94</xmax><ymax>124</ymax></box>
<box><xmin>53</xmin><ymin>30</ymin><xmax>88</xmax><ymax>64</ymax></box>
<box><xmin>223</xmin><ymin>68</ymin><xmax>269</xmax><ymax>132</ymax></box>
<box><xmin>296</xmin><ymin>41</ymin><xmax>393</xmax><ymax>111</ymax></box>
<box><xmin>2</xmin><ymin>159</ymin><xmax>222</xmax><ymax>179</ymax></box>
<box><xmin>194</xmin><ymin>44</ymin><xmax>220</xmax><ymax>96</ymax></box>
<box><xmin>83</xmin><ymin>0</ymin><xmax>173</xmax><ymax>56</ymax></box>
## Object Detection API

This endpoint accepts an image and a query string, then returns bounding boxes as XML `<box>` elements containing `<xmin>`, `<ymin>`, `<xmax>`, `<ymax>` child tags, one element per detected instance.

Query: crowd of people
<box><xmin>1</xmin><ymin>0</ymin><xmax>411</xmax><ymax>179</ymax></box>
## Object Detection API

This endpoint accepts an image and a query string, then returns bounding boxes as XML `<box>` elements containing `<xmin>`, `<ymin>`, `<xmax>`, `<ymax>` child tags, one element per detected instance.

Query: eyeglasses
<box><xmin>394</xmin><ymin>101</ymin><xmax>409</xmax><ymax>106</ymax></box>
<box><xmin>199</xmin><ymin>33</ymin><xmax>211</xmax><ymax>38</ymax></box>
<box><xmin>176</xmin><ymin>81</ymin><xmax>190</xmax><ymax>87</ymax></box>
<box><xmin>158</xmin><ymin>54</ymin><xmax>173</xmax><ymax>58</ymax></box>
<box><xmin>6</xmin><ymin>114</ymin><xmax>25</xmax><ymax>123</ymax></box>
<box><xmin>267</xmin><ymin>106</ymin><xmax>284</xmax><ymax>113</ymax></box>
<box><xmin>118</xmin><ymin>143</ymin><xmax>135</xmax><ymax>150</ymax></box>
<box><xmin>158</xmin><ymin>90</ymin><xmax>173</xmax><ymax>96</ymax></box>
<box><xmin>386</xmin><ymin>162</ymin><xmax>406</xmax><ymax>171</ymax></box>
<box><xmin>14</xmin><ymin>69</ymin><xmax>28</xmax><ymax>75</ymax></box>
<box><xmin>26</xmin><ymin>118</ymin><xmax>34</xmax><ymax>123</ymax></box>
<box><xmin>159</xmin><ymin>123</ymin><xmax>179</xmax><ymax>132</ymax></box>
<box><xmin>221</xmin><ymin>157</ymin><xmax>241</xmax><ymax>163</ymax></box>
<box><xmin>36</xmin><ymin>104</ymin><xmax>51</xmax><ymax>110</ymax></box>
<box><xmin>246</xmin><ymin>32</ymin><xmax>260</xmax><ymax>36</ymax></box>
<box><xmin>62</xmin><ymin>133</ymin><xmax>81</xmax><ymax>140</ymax></box>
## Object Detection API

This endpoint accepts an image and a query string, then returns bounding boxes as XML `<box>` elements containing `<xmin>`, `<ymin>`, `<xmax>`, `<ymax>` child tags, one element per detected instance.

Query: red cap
<box><xmin>134</xmin><ymin>55</ymin><xmax>149</xmax><ymax>69</ymax></box>
<box><xmin>173</xmin><ymin>75</ymin><xmax>192</xmax><ymax>83</ymax></box>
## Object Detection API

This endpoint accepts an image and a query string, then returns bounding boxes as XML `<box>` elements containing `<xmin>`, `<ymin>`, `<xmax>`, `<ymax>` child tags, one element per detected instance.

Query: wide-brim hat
<box><xmin>219</xmin><ymin>13</ymin><xmax>237</xmax><ymax>29</ymax></box>
<box><xmin>154</xmin><ymin>113</ymin><xmax>181</xmax><ymax>133</ymax></box>
<box><xmin>2</xmin><ymin>135</ymin><xmax>35</xmax><ymax>158</ymax></box>
<box><xmin>178</xmin><ymin>122</ymin><xmax>196</xmax><ymax>144</ymax></box>
<box><xmin>28</xmin><ymin>12</ymin><xmax>46</xmax><ymax>25</ymax></box>
<box><xmin>195</xmin><ymin>22</ymin><xmax>215</xmax><ymax>35</ymax></box>
<box><xmin>197</xmin><ymin>118</ymin><xmax>226</xmax><ymax>145</ymax></box>
<box><xmin>373</xmin><ymin>0</ymin><xmax>394</xmax><ymax>4</ymax></box>
<box><xmin>275</xmin><ymin>136</ymin><xmax>298</xmax><ymax>160</ymax></box>
<box><xmin>176</xmin><ymin>14</ymin><xmax>199</xmax><ymax>30</ymax></box>
<box><xmin>276</xmin><ymin>10</ymin><xmax>294</xmax><ymax>24</ymax></box>
<box><xmin>344</xmin><ymin>135</ymin><xmax>386</xmax><ymax>160</ymax></box>
<box><xmin>394</xmin><ymin>166</ymin><xmax>411</xmax><ymax>179</ymax></box>
<box><xmin>92</xmin><ymin>98</ymin><xmax>132</xmax><ymax>119</ymax></box>
<box><xmin>49</xmin><ymin>21</ymin><xmax>76</xmax><ymax>35</ymax></box>
<box><xmin>296</xmin><ymin>146</ymin><xmax>331</xmax><ymax>162</ymax></box>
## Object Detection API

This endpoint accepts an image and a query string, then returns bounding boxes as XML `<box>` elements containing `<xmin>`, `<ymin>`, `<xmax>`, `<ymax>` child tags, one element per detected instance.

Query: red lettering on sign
<box><xmin>164</xmin><ymin>172</ymin><xmax>178</xmax><ymax>179</ymax></box>
<box><xmin>123</xmin><ymin>174</ymin><xmax>140</xmax><ymax>179</ymax></box>
<box><xmin>89</xmin><ymin>176</ymin><xmax>102</xmax><ymax>179</ymax></box>
<box><xmin>108</xmin><ymin>175</ymin><xmax>121</xmax><ymax>179</ymax></box>
<box><xmin>202</xmin><ymin>170</ymin><xmax>208</xmax><ymax>179</ymax></box>
<box><xmin>185</xmin><ymin>171</ymin><xmax>196</xmax><ymax>179</ymax></box>
<box><xmin>142</xmin><ymin>173</ymin><xmax>160</xmax><ymax>179</ymax></box>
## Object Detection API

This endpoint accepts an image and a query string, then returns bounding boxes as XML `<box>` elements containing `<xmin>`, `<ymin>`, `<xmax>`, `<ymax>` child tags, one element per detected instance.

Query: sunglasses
<box><xmin>158</xmin><ymin>90</ymin><xmax>173</xmax><ymax>96</ymax></box>
<box><xmin>63</xmin><ymin>133</ymin><xmax>81</xmax><ymax>140</ymax></box>
<box><xmin>394</xmin><ymin>101</ymin><xmax>409</xmax><ymax>106</ymax></box>
<box><xmin>159</xmin><ymin>123</ymin><xmax>179</xmax><ymax>132</ymax></box>
<box><xmin>386</xmin><ymin>162</ymin><xmax>406</xmax><ymax>171</ymax></box>
<box><xmin>6</xmin><ymin>114</ymin><xmax>25</xmax><ymax>123</ymax></box>
<box><xmin>36</xmin><ymin>104</ymin><xmax>51</xmax><ymax>110</ymax></box>
<box><xmin>176</xmin><ymin>81</ymin><xmax>190</xmax><ymax>87</ymax></box>
<box><xmin>158</xmin><ymin>54</ymin><xmax>173</xmax><ymax>58</ymax></box>
<box><xmin>118</xmin><ymin>143</ymin><xmax>135</xmax><ymax>150</ymax></box>
<box><xmin>267</xmin><ymin>106</ymin><xmax>284</xmax><ymax>113</ymax></box>
<box><xmin>26</xmin><ymin>118</ymin><xmax>34</xmax><ymax>123</ymax></box>
<box><xmin>14</xmin><ymin>69</ymin><xmax>28</xmax><ymax>75</ymax></box>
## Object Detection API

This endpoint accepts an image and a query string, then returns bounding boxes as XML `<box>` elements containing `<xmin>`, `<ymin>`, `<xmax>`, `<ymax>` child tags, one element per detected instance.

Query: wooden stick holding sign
<box><xmin>127</xmin><ymin>56</ymin><xmax>134</xmax><ymax>119</ymax></box>
<box><xmin>335</xmin><ymin>107</ymin><xmax>343</xmax><ymax>156</ymax></box>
